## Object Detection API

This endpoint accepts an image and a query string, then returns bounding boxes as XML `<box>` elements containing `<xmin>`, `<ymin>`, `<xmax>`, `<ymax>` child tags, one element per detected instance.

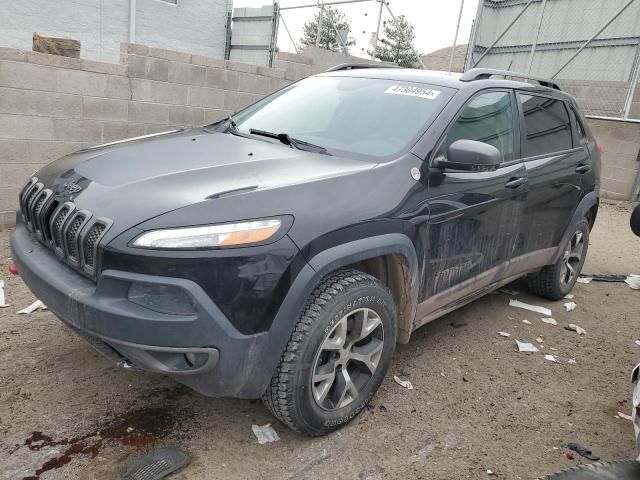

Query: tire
<box><xmin>527</xmin><ymin>218</ymin><xmax>590</xmax><ymax>301</ymax></box>
<box><xmin>262</xmin><ymin>269</ymin><xmax>397</xmax><ymax>436</ymax></box>
<box><xmin>631</xmin><ymin>204</ymin><xmax>640</xmax><ymax>237</ymax></box>
<box><xmin>540</xmin><ymin>461</ymin><xmax>640</xmax><ymax>479</ymax></box>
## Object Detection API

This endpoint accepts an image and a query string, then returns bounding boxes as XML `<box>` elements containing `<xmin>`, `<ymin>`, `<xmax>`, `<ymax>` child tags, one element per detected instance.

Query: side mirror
<box><xmin>441</xmin><ymin>139</ymin><xmax>502</xmax><ymax>172</ymax></box>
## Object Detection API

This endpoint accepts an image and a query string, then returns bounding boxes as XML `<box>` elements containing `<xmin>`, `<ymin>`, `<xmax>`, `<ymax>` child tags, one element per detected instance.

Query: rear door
<box><xmin>419</xmin><ymin>89</ymin><xmax>528</xmax><ymax>319</ymax></box>
<box><xmin>509</xmin><ymin>92</ymin><xmax>584</xmax><ymax>274</ymax></box>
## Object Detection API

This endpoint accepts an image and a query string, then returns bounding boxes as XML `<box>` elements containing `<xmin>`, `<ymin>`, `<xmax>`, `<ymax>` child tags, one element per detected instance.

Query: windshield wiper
<box><xmin>249</xmin><ymin>129</ymin><xmax>330</xmax><ymax>155</ymax></box>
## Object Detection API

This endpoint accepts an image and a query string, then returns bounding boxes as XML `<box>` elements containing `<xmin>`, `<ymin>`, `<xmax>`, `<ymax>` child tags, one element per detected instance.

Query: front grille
<box><xmin>19</xmin><ymin>177</ymin><xmax>112</xmax><ymax>280</ymax></box>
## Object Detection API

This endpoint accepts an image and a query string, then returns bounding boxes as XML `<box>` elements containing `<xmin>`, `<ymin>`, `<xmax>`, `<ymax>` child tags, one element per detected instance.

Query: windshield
<box><xmin>231</xmin><ymin>76</ymin><xmax>454</xmax><ymax>160</ymax></box>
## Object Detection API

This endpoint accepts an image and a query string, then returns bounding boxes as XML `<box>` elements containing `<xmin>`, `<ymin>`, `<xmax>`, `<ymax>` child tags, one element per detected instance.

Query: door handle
<box><xmin>505</xmin><ymin>177</ymin><xmax>526</xmax><ymax>189</ymax></box>
<box><xmin>576</xmin><ymin>164</ymin><xmax>591</xmax><ymax>174</ymax></box>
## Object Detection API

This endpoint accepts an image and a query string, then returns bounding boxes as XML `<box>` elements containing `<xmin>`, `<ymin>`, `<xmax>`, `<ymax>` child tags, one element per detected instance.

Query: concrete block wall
<box><xmin>0</xmin><ymin>42</ymin><xmax>638</xmax><ymax>227</ymax></box>
<box><xmin>587</xmin><ymin>119</ymin><xmax>640</xmax><ymax>201</ymax></box>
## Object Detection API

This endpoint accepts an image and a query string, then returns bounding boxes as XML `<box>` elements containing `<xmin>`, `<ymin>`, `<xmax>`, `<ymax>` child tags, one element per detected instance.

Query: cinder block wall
<box><xmin>0</xmin><ymin>43</ymin><xmax>638</xmax><ymax>227</ymax></box>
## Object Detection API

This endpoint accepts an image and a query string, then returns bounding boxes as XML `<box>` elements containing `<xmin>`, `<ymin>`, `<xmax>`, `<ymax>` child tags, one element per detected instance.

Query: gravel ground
<box><xmin>1</xmin><ymin>200</ymin><xmax>639</xmax><ymax>480</ymax></box>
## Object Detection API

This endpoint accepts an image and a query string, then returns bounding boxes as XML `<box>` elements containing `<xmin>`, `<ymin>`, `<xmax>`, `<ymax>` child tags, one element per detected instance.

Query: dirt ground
<box><xmin>1</xmin><ymin>200</ymin><xmax>639</xmax><ymax>480</ymax></box>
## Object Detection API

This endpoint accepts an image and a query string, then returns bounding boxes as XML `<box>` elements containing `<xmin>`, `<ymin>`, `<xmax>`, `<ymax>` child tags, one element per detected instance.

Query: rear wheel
<box><xmin>527</xmin><ymin>218</ymin><xmax>590</xmax><ymax>300</ymax></box>
<box><xmin>631</xmin><ymin>204</ymin><xmax>640</xmax><ymax>237</ymax></box>
<box><xmin>262</xmin><ymin>269</ymin><xmax>397</xmax><ymax>436</ymax></box>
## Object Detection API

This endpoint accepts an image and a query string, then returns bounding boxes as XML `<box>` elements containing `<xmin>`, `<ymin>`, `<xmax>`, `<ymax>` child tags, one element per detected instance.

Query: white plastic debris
<box><xmin>626</xmin><ymin>274</ymin><xmax>640</xmax><ymax>290</ymax></box>
<box><xmin>568</xmin><ymin>359</ymin><xmax>577</xmax><ymax>365</ymax></box>
<box><xmin>509</xmin><ymin>298</ymin><xmax>552</xmax><ymax>316</ymax></box>
<box><xmin>635</xmin><ymin>340</ymin><xmax>640</xmax><ymax>347</ymax></box>
<box><xmin>498</xmin><ymin>332</ymin><xmax>511</xmax><ymax>337</ymax></box>
<box><xmin>0</xmin><ymin>280</ymin><xmax>8</xmax><ymax>308</ymax></box>
<box><xmin>487</xmin><ymin>469</ymin><xmax>496</xmax><ymax>476</ymax></box>
<box><xmin>617</xmin><ymin>412</ymin><xmax>633</xmax><ymax>421</ymax></box>
<box><xmin>564</xmin><ymin>293</ymin><xmax>575</xmax><ymax>299</ymax></box>
<box><xmin>564</xmin><ymin>302</ymin><xmax>577</xmax><ymax>312</ymax></box>
<box><xmin>499</xmin><ymin>287</ymin><xmax>519</xmax><ymax>296</ymax></box>
<box><xmin>521</xmin><ymin>319</ymin><xmax>532</xmax><ymax>325</ymax></box>
<box><xmin>516</xmin><ymin>340</ymin><xmax>539</xmax><ymax>353</ymax></box>
<box><xmin>536</xmin><ymin>336</ymin><xmax>544</xmax><ymax>343</ymax></box>
<box><xmin>393</xmin><ymin>375</ymin><xmax>414</xmax><ymax>390</ymax></box>
<box><xmin>544</xmin><ymin>354</ymin><xmax>559</xmax><ymax>363</ymax></box>
<box><xmin>252</xmin><ymin>424</ymin><xmax>280</xmax><ymax>444</ymax></box>
<box><xmin>16</xmin><ymin>299</ymin><xmax>48</xmax><ymax>314</ymax></box>
<box><xmin>566</xmin><ymin>324</ymin><xmax>586</xmax><ymax>335</ymax></box>
<box><xmin>541</xmin><ymin>318</ymin><xmax>557</xmax><ymax>326</ymax></box>
<box><xmin>577</xmin><ymin>277</ymin><xmax>592</xmax><ymax>284</ymax></box>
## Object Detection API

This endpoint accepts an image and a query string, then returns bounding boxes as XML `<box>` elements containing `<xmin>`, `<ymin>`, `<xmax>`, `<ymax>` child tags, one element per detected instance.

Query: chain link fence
<box><xmin>466</xmin><ymin>0</ymin><xmax>640</xmax><ymax>120</ymax></box>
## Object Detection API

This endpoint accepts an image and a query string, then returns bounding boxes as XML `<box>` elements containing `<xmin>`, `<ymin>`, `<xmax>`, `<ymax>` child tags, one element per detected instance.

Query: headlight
<box><xmin>132</xmin><ymin>218</ymin><xmax>282</xmax><ymax>249</ymax></box>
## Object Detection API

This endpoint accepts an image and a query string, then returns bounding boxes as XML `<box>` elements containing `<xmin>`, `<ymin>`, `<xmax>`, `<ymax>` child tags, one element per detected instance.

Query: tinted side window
<box><xmin>519</xmin><ymin>94</ymin><xmax>572</xmax><ymax>157</ymax></box>
<box><xmin>568</xmin><ymin>106</ymin><xmax>586</xmax><ymax>144</ymax></box>
<box><xmin>442</xmin><ymin>91</ymin><xmax>514</xmax><ymax>163</ymax></box>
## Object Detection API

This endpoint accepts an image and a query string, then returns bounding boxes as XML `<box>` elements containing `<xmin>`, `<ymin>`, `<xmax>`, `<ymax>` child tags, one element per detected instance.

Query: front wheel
<box><xmin>527</xmin><ymin>218</ymin><xmax>590</xmax><ymax>300</ymax></box>
<box><xmin>262</xmin><ymin>269</ymin><xmax>397</xmax><ymax>436</ymax></box>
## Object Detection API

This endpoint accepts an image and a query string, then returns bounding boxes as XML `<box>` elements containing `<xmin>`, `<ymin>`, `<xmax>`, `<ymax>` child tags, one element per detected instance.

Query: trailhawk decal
<box><xmin>384</xmin><ymin>85</ymin><xmax>441</xmax><ymax>100</ymax></box>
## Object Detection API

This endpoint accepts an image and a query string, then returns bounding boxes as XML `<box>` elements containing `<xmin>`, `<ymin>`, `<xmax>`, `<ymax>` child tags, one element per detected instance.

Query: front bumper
<box><xmin>10</xmin><ymin>222</ymin><xmax>318</xmax><ymax>398</ymax></box>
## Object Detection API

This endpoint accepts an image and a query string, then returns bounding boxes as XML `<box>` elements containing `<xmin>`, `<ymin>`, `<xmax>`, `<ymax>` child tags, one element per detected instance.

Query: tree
<box><xmin>369</xmin><ymin>15</ymin><xmax>420</xmax><ymax>68</ymax></box>
<box><xmin>300</xmin><ymin>7</ymin><xmax>355</xmax><ymax>53</ymax></box>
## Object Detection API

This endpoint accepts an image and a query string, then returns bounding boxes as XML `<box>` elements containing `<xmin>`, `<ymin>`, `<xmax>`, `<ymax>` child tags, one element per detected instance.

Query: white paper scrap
<box><xmin>516</xmin><ymin>340</ymin><xmax>539</xmax><ymax>353</ymax></box>
<box><xmin>16</xmin><ymin>300</ymin><xmax>48</xmax><ymax>315</ymax></box>
<box><xmin>252</xmin><ymin>424</ymin><xmax>280</xmax><ymax>444</ymax></box>
<box><xmin>509</xmin><ymin>298</ymin><xmax>552</xmax><ymax>317</ymax></box>
<box><xmin>393</xmin><ymin>375</ymin><xmax>414</xmax><ymax>390</ymax></box>
<box><xmin>541</xmin><ymin>318</ymin><xmax>557</xmax><ymax>326</ymax></box>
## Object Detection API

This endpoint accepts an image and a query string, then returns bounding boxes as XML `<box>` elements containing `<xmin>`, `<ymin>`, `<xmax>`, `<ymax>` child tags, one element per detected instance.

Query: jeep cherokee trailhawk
<box><xmin>11</xmin><ymin>66</ymin><xmax>600</xmax><ymax>436</ymax></box>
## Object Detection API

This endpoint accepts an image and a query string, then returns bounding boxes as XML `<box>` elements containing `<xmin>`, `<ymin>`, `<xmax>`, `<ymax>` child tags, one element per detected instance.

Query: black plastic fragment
<box><xmin>121</xmin><ymin>447</ymin><xmax>190</xmax><ymax>480</ymax></box>
<box><xmin>580</xmin><ymin>273</ymin><xmax>627</xmax><ymax>282</ymax></box>
<box><xmin>568</xmin><ymin>442</ymin><xmax>600</xmax><ymax>461</ymax></box>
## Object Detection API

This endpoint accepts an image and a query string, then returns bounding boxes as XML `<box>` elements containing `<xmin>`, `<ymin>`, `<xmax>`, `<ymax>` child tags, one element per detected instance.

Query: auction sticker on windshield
<box><xmin>385</xmin><ymin>85</ymin><xmax>441</xmax><ymax>100</ymax></box>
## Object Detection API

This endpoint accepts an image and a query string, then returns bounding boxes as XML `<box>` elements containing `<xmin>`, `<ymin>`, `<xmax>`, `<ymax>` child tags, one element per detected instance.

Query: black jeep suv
<box><xmin>11</xmin><ymin>66</ymin><xmax>600</xmax><ymax>436</ymax></box>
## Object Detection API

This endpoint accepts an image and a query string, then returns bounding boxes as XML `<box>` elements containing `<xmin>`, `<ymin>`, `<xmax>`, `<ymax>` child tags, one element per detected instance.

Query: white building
<box><xmin>0</xmin><ymin>0</ymin><xmax>233</xmax><ymax>63</ymax></box>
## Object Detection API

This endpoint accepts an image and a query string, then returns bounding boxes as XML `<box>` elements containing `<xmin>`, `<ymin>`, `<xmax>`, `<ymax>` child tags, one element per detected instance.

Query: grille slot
<box><xmin>19</xmin><ymin>177</ymin><xmax>112</xmax><ymax>280</ymax></box>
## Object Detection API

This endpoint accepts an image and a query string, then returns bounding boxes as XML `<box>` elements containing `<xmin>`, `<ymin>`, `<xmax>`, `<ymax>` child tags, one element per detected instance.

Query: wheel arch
<box><xmin>307</xmin><ymin>233</ymin><xmax>419</xmax><ymax>344</ymax></box>
<box><xmin>552</xmin><ymin>191</ymin><xmax>599</xmax><ymax>264</ymax></box>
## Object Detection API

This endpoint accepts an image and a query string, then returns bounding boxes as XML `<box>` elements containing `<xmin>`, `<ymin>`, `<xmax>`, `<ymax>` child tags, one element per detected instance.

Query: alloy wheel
<box><xmin>560</xmin><ymin>230</ymin><xmax>585</xmax><ymax>286</ymax></box>
<box><xmin>311</xmin><ymin>308</ymin><xmax>385</xmax><ymax>411</ymax></box>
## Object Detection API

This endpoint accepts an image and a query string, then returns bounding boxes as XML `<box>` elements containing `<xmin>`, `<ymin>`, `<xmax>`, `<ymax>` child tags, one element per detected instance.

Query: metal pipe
<box><xmin>372</xmin><ymin>0</ymin><xmax>384</xmax><ymax>60</ymax></box>
<box><xmin>280</xmin><ymin>0</ymin><xmax>372</xmax><ymax>11</ymax></box>
<box><xmin>326</xmin><ymin>10</ymin><xmax>348</xmax><ymax>55</ymax></box>
<box><xmin>465</xmin><ymin>0</ymin><xmax>484</xmax><ymax>71</ymax></box>
<box><xmin>472</xmin><ymin>0</ymin><xmax>535</xmax><ymax>68</ymax></box>
<box><xmin>280</xmin><ymin>14</ymin><xmax>299</xmax><ymax>54</ymax></box>
<box><xmin>552</xmin><ymin>0</ymin><xmax>639</xmax><ymax>79</ymax></box>
<box><xmin>382</xmin><ymin>3</ymin><xmax>426</xmax><ymax>69</ymax></box>
<box><xmin>449</xmin><ymin>0</ymin><xmax>465</xmax><ymax>73</ymax></box>
<box><xmin>316</xmin><ymin>3</ymin><xmax>325</xmax><ymax>48</ymax></box>
<box><xmin>585</xmin><ymin>115</ymin><xmax>640</xmax><ymax>124</ymax></box>
<box><xmin>623</xmin><ymin>43</ymin><xmax>640</xmax><ymax>119</ymax></box>
<box><xmin>129</xmin><ymin>0</ymin><xmax>137</xmax><ymax>43</ymax></box>
<box><xmin>526</xmin><ymin>0</ymin><xmax>546</xmax><ymax>74</ymax></box>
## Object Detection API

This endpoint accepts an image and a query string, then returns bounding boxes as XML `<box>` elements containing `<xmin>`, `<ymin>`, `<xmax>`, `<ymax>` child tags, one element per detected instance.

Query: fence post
<box><xmin>527</xmin><ymin>0</ymin><xmax>547</xmax><ymax>74</ymax></box>
<box><xmin>449</xmin><ymin>0</ymin><xmax>465</xmax><ymax>73</ymax></box>
<box><xmin>623</xmin><ymin>43</ymin><xmax>640</xmax><ymax>119</ymax></box>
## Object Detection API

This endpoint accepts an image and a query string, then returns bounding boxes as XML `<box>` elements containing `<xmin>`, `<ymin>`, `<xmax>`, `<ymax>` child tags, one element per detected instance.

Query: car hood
<box><xmin>33</xmin><ymin>129</ymin><xmax>374</xmax><ymax>234</ymax></box>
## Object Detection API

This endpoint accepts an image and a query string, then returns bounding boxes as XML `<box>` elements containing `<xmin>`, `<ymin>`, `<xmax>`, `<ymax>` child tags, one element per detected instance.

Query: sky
<box><xmin>233</xmin><ymin>0</ymin><xmax>480</xmax><ymax>58</ymax></box>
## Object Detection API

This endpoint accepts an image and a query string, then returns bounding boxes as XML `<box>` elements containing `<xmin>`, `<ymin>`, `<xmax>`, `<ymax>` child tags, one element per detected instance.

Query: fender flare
<box><xmin>552</xmin><ymin>191</ymin><xmax>599</xmax><ymax>263</ymax></box>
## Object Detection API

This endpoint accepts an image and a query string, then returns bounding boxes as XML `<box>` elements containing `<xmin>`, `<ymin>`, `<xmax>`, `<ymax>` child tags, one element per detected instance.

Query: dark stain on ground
<box><xmin>21</xmin><ymin>404</ymin><xmax>183</xmax><ymax>480</ymax></box>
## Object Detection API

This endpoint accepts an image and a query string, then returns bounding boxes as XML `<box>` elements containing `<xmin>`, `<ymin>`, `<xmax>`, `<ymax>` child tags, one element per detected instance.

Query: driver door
<box><xmin>418</xmin><ymin>89</ymin><xmax>527</xmax><ymax>319</ymax></box>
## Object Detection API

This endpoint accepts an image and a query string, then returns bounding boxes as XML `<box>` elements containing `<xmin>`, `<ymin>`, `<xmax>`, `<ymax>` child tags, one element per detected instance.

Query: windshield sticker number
<box><xmin>385</xmin><ymin>85</ymin><xmax>441</xmax><ymax>100</ymax></box>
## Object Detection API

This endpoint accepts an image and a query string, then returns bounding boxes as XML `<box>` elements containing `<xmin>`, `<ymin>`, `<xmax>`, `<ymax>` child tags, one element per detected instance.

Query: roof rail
<box><xmin>326</xmin><ymin>63</ymin><xmax>400</xmax><ymax>72</ymax></box>
<box><xmin>460</xmin><ymin>68</ymin><xmax>561</xmax><ymax>91</ymax></box>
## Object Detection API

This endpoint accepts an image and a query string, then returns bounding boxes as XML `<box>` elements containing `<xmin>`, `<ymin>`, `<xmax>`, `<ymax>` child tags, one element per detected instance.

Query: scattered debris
<box><xmin>121</xmin><ymin>447</ymin><xmax>190</xmax><ymax>480</ymax></box>
<box><xmin>565</xmin><ymin>452</ymin><xmax>575</xmax><ymax>460</ymax></box>
<box><xmin>626</xmin><ymin>274</ymin><xmax>640</xmax><ymax>290</ymax></box>
<box><xmin>251</xmin><ymin>424</ymin><xmax>280</xmax><ymax>445</ymax></box>
<box><xmin>568</xmin><ymin>443</ymin><xmax>600</xmax><ymax>461</ymax></box>
<box><xmin>565</xmin><ymin>324</ymin><xmax>586</xmax><ymax>335</ymax></box>
<box><xmin>544</xmin><ymin>354</ymin><xmax>559</xmax><ymax>363</ymax></box>
<box><xmin>509</xmin><ymin>298</ymin><xmax>552</xmax><ymax>316</ymax></box>
<box><xmin>486</xmin><ymin>469</ymin><xmax>496</xmax><ymax>476</ymax></box>
<box><xmin>498</xmin><ymin>332</ymin><xmax>511</xmax><ymax>337</ymax></box>
<box><xmin>379</xmin><ymin>404</ymin><xmax>387</xmax><ymax>412</ymax></box>
<box><xmin>577</xmin><ymin>277</ymin><xmax>592</xmax><ymax>284</ymax></box>
<box><xmin>564</xmin><ymin>302</ymin><xmax>577</xmax><ymax>312</ymax></box>
<box><xmin>522</xmin><ymin>320</ymin><xmax>532</xmax><ymax>325</ymax></box>
<box><xmin>449</xmin><ymin>320</ymin><xmax>467</xmax><ymax>328</ymax></box>
<box><xmin>16</xmin><ymin>299</ymin><xmax>48</xmax><ymax>314</ymax></box>
<box><xmin>617</xmin><ymin>411</ymin><xmax>633</xmax><ymax>421</ymax></box>
<box><xmin>635</xmin><ymin>340</ymin><xmax>640</xmax><ymax>347</ymax></box>
<box><xmin>393</xmin><ymin>375</ymin><xmax>414</xmax><ymax>390</ymax></box>
<box><xmin>564</xmin><ymin>294</ymin><xmax>575</xmax><ymax>300</ymax></box>
<box><xmin>580</xmin><ymin>273</ymin><xmax>627</xmax><ymax>282</ymax></box>
<box><xmin>0</xmin><ymin>280</ymin><xmax>8</xmax><ymax>308</ymax></box>
<box><xmin>568</xmin><ymin>359</ymin><xmax>577</xmax><ymax>365</ymax></box>
<box><xmin>516</xmin><ymin>340</ymin><xmax>539</xmax><ymax>353</ymax></box>
<box><xmin>499</xmin><ymin>287</ymin><xmax>519</xmax><ymax>296</ymax></box>
<box><xmin>541</xmin><ymin>318</ymin><xmax>557</xmax><ymax>326</ymax></box>
<box><xmin>536</xmin><ymin>337</ymin><xmax>544</xmax><ymax>343</ymax></box>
